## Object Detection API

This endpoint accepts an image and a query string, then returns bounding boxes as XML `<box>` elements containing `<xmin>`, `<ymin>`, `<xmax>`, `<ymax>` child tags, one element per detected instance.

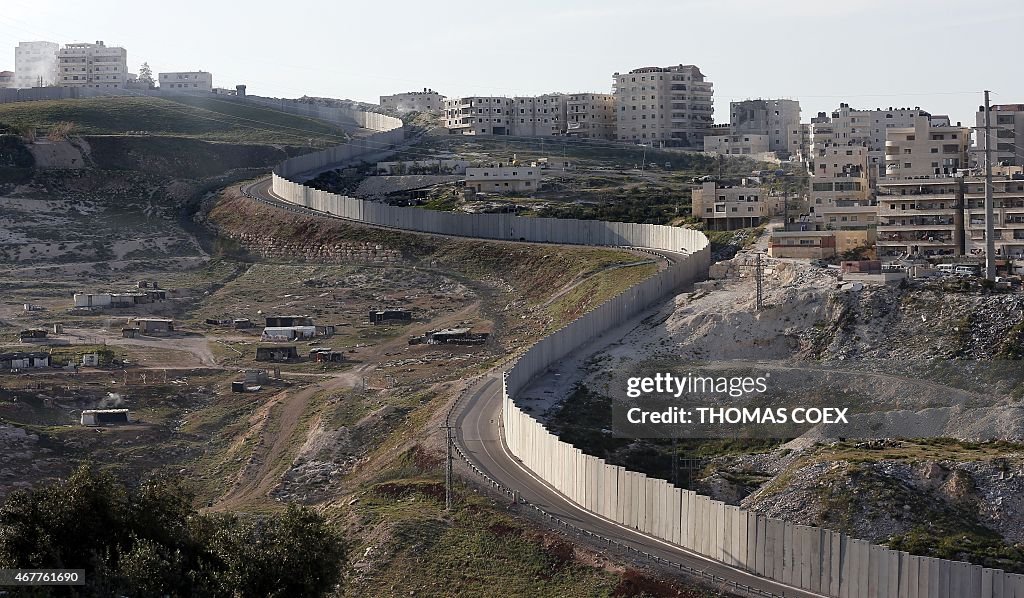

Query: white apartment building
<box><xmin>511</xmin><ymin>94</ymin><xmax>566</xmax><ymax>137</ymax></box>
<box><xmin>883</xmin><ymin>115</ymin><xmax>970</xmax><ymax>179</ymax></box>
<box><xmin>703</xmin><ymin>132</ymin><xmax>770</xmax><ymax>156</ymax></box>
<box><xmin>14</xmin><ymin>41</ymin><xmax>59</xmax><ymax>88</ymax></box>
<box><xmin>465</xmin><ymin>164</ymin><xmax>541</xmax><ymax>193</ymax></box>
<box><xmin>380</xmin><ymin>89</ymin><xmax>445</xmax><ymax>114</ymax></box>
<box><xmin>158</xmin><ymin>71</ymin><xmax>212</xmax><ymax>92</ymax></box>
<box><xmin>876</xmin><ymin>172</ymin><xmax>1024</xmax><ymax>262</ymax></box>
<box><xmin>57</xmin><ymin>41</ymin><xmax>127</xmax><ymax>88</ymax></box>
<box><xmin>444</xmin><ymin>97</ymin><xmax>513</xmax><ymax>135</ymax></box>
<box><xmin>976</xmin><ymin>103</ymin><xmax>1024</xmax><ymax>167</ymax></box>
<box><xmin>691</xmin><ymin>182</ymin><xmax>765</xmax><ymax>230</ymax></box>
<box><xmin>730</xmin><ymin>99</ymin><xmax>801</xmax><ymax>157</ymax></box>
<box><xmin>613</xmin><ymin>64</ymin><xmax>714</xmax><ymax>148</ymax></box>
<box><xmin>810</xmin><ymin>104</ymin><xmax>933</xmax><ymax>180</ymax></box>
<box><xmin>566</xmin><ymin>93</ymin><xmax>615</xmax><ymax>140</ymax></box>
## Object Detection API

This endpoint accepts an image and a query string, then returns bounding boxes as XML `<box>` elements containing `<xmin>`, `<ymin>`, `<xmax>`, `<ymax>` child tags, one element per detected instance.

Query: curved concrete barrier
<box><xmin>266</xmin><ymin>103</ymin><xmax>1022</xmax><ymax>598</ymax></box>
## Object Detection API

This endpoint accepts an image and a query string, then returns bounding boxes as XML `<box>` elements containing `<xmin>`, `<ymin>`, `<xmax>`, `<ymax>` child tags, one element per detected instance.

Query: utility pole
<box><xmin>984</xmin><ymin>90</ymin><xmax>996</xmax><ymax>280</ymax></box>
<box><xmin>442</xmin><ymin>424</ymin><xmax>454</xmax><ymax>511</ymax></box>
<box><xmin>755</xmin><ymin>251</ymin><xmax>765</xmax><ymax>310</ymax></box>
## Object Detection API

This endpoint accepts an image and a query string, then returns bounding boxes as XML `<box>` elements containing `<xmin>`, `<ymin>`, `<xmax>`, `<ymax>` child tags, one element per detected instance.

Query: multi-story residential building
<box><xmin>730</xmin><ymin>99</ymin><xmax>801</xmax><ymax>157</ymax></box>
<box><xmin>158</xmin><ymin>71</ymin><xmax>212</xmax><ymax>92</ymax></box>
<box><xmin>565</xmin><ymin>93</ymin><xmax>615</xmax><ymax>140</ymax></box>
<box><xmin>691</xmin><ymin>182</ymin><xmax>765</xmax><ymax>230</ymax></box>
<box><xmin>511</xmin><ymin>94</ymin><xmax>566</xmax><ymax>137</ymax></box>
<box><xmin>809</xmin><ymin>171</ymin><xmax>875</xmax><ymax>232</ymax></box>
<box><xmin>977</xmin><ymin>104</ymin><xmax>1024</xmax><ymax>167</ymax></box>
<box><xmin>444</xmin><ymin>96</ymin><xmax>513</xmax><ymax>135</ymax></box>
<box><xmin>14</xmin><ymin>41</ymin><xmax>59</xmax><ymax>88</ymax></box>
<box><xmin>0</xmin><ymin>71</ymin><xmax>12</xmax><ymax>88</ymax></box>
<box><xmin>380</xmin><ymin>89</ymin><xmax>445</xmax><ymax>114</ymax></box>
<box><xmin>613</xmin><ymin>64</ymin><xmax>713</xmax><ymax>148</ymax></box>
<box><xmin>465</xmin><ymin>164</ymin><xmax>541</xmax><ymax>193</ymax></box>
<box><xmin>811</xmin><ymin>142</ymin><xmax>868</xmax><ymax>177</ymax></box>
<box><xmin>809</xmin><ymin>104</ymin><xmax>934</xmax><ymax>180</ymax></box>
<box><xmin>57</xmin><ymin>41</ymin><xmax>127</xmax><ymax>88</ymax></box>
<box><xmin>876</xmin><ymin>172</ymin><xmax>1024</xmax><ymax>262</ymax></box>
<box><xmin>703</xmin><ymin>132</ymin><xmax>770</xmax><ymax>156</ymax></box>
<box><xmin>883</xmin><ymin>115</ymin><xmax>970</xmax><ymax>179</ymax></box>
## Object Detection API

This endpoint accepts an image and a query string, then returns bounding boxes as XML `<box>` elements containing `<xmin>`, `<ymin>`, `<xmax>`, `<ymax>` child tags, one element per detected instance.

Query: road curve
<box><xmin>243</xmin><ymin>178</ymin><xmax>823</xmax><ymax>597</ymax></box>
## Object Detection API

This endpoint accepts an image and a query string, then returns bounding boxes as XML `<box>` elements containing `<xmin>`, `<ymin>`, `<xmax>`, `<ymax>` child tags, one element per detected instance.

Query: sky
<box><xmin>2</xmin><ymin>0</ymin><xmax>1023</xmax><ymax>126</ymax></box>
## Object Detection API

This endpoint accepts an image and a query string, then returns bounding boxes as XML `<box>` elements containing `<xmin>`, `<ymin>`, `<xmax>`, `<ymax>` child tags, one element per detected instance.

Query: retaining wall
<box><xmin>269</xmin><ymin>105</ymin><xmax>1024</xmax><ymax>598</ymax></box>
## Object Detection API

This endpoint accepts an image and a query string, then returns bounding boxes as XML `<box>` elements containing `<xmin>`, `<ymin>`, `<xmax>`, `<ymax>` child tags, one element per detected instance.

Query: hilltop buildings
<box><xmin>612</xmin><ymin>64</ymin><xmax>714</xmax><ymax>148</ymax></box>
<box><xmin>381</xmin><ymin>89</ymin><xmax>446</xmax><ymax>114</ymax></box>
<box><xmin>158</xmin><ymin>71</ymin><xmax>212</xmax><ymax>92</ymax></box>
<box><xmin>442</xmin><ymin>62</ymin><xmax>715</xmax><ymax>147</ymax></box>
<box><xmin>57</xmin><ymin>41</ymin><xmax>127</xmax><ymax>89</ymax></box>
<box><xmin>14</xmin><ymin>41</ymin><xmax>59</xmax><ymax>88</ymax></box>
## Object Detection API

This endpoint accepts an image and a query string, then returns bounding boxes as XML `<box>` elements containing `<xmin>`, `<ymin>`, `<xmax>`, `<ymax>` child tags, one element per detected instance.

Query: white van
<box><xmin>936</xmin><ymin>264</ymin><xmax>955</xmax><ymax>274</ymax></box>
<box><xmin>954</xmin><ymin>265</ymin><xmax>980</xmax><ymax>277</ymax></box>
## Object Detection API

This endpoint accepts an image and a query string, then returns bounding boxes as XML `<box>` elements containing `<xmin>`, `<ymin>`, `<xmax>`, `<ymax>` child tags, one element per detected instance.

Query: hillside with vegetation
<box><xmin>0</xmin><ymin>96</ymin><xmax>350</xmax><ymax>145</ymax></box>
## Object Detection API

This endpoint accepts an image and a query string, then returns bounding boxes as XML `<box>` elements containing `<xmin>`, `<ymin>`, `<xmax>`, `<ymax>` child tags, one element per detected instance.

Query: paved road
<box><xmin>245</xmin><ymin>163</ymin><xmax>825</xmax><ymax>598</ymax></box>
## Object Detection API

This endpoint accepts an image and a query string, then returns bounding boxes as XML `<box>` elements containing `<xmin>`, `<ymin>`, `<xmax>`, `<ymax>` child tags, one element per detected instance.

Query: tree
<box><xmin>137</xmin><ymin>62</ymin><xmax>154</xmax><ymax>88</ymax></box>
<box><xmin>0</xmin><ymin>465</ymin><xmax>347</xmax><ymax>597</ymax></box>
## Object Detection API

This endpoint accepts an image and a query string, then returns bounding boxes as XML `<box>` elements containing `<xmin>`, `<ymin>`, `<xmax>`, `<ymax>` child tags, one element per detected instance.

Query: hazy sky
<box><xmin>2</xmin><ymin>0</ymin><xmax>1022</xmax><ymax>125</ymax></box>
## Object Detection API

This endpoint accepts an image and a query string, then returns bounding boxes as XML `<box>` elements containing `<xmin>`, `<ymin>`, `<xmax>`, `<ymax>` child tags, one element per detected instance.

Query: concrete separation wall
<box><xmin>269</xmin><ymin>105</ymin><xmax>1024</xmax><ymax>598</ymax></box>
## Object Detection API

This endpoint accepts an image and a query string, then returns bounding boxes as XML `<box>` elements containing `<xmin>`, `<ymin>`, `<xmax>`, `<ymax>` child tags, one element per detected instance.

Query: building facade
<box><xmin>977</xmin><ymin>104</ymin><xmax>1024</xmax><ymax>167</ymax></box>
<box><xmin>809</xmin><ymin>104</ymin><xmax>934</xmax><ymax>180</ymax></box>
<box><xmin>465</xmin><ymin>164</ymin><xmax>541</xmax><ymax>193</ymax></box>
<box><xmin>0</xmin><ymin>71</ymin><xmax>12</xmax><ymax>88</ymax></box>
<box><xmin>57</xmin><ymin>41</ymin><xmax>127</xmax><ymax>88</ymax></box>
<box><xmin>14</xmin><ymin>41</ymin><xmax>59</xmax><ymax>88</ymax></box>
<box><xmin>729</xmin><ymin>99</ymin><xmax>801</xmax><ymax>157</ymax></box>
<box><xmin>703</xmin><ymin>132</ymin><xmax>770</xmax><ymax>156</ymax></box>
<box><xmin>613</xmin><ymin>64</ymin><xmax>713</xmax><ymax>148</ymax></box>
<box><xmin>444</xmin><ymin>96</ymin><xmax>512</xmax><ymax>135</ymax></box>
<box><xmin>511</xmin><ymin>94</ymin><xmax>567</xmax><ymax>136</ymax></box>
<box><xmin>566</xmin><ymin>93</ymin><xmax>615</xmax><ymax>140</ymax></box>
<box><xmin>876</xmin><ymin>172</ymin><xmax>1024</xmax><ymax>262</ymax></box>
<box><xmin>380</xmin><ymin>89</ymin><xmax>445</xmax><ymax>114</ymax></box>
<box><xmin>158</xmin><ymin>71</ymin><xmax>212</xmax><ymax>92</ymax></box>
<box><xmin>691</xmin><ymin>182</ymin><xmax>765</xmax><ymax>230</ymax></box>
<box><xmin>883</xmin><ymin>115</ymin><xmax>970</xmax><ymax>179</ymax></box>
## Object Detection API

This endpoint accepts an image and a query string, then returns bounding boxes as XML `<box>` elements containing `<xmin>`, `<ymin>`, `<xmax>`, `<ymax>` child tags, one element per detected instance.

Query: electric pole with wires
<box><xmin>441</xmin><ymin>423</ymin><xmax>455</xmax><ymax>511</ymax></box>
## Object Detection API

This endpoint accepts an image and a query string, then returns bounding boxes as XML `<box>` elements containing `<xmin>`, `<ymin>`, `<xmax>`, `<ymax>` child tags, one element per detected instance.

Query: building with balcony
<box><xmin>808</xmin><ymin>104</ymin><xmax>934</xmax><ymax>181</ymax></box>
<box><xmin>613</xmin><ymin>64</ymin><xmax>713</xmax><ymax>148</ymax></box>
<box><xmin>57</xmin><ymin>41</ymin><xmax>127</xmax><ymax>88</ymax></box>
<box><xmin>565</xmin><ymin>93</ymin><xmax>615</xmax><ymax>140</ymax></box>
<box><xmin>812</xmin><ymin>142</ymin><xmax>869</xmax><ymax>177</ymax></box>
<box><xmin>14</xmin><ymin>41</ymin><xmax>59</xmax><ymax>88</ymax></box>
<box><xmin>511</xmin><ymin>94</ymin><xmax>567</xmax><ymax>137</ymax></box>
<box><xmin>703</xmin><ymin>132</ymin><xmax>771</xmax><ymax>157</ymax></box>
<box><xmin>691</xmin><ymin>182</ymin><xmax>765</xmax><ymax>230</ymax></box>
<box><xmin>380</xmin><ymin>89</ymin><xmax>446</xmax><ymax>114</ymax></box>
<box><xmin>444</xmin><ymin>96</ymin><xmax>513</xmax><ymax>135</ymax></box>
<box><xmin>883</xmin><ymin>115</ymin><xmax>970</xmax><ymax>180</ymax></box>
<box><xmin>977</xmin><ymin>103</ymin><xmax>1024</xmax><ymax>167</ymax></box>
<box><xmin>874</xmin><ymin>173</ymin><xmax>1024</xmax><ymax>262</ymax></box>
<box><xmin>158</xmin><ymin>71</ymin><xmax>212</xmax><ymax>92</ymax></box>
<box><xmin>729</xmin><ymin>99</ymin><xmax>801</xmax><ymax>157</ymax></box>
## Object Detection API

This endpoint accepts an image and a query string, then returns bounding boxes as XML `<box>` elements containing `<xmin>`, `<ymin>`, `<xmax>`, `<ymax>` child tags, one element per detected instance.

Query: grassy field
<box><xmin>0</xmin><ymin>96</ymin><xmax>350</xmax><ymax>145</ymax></box>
